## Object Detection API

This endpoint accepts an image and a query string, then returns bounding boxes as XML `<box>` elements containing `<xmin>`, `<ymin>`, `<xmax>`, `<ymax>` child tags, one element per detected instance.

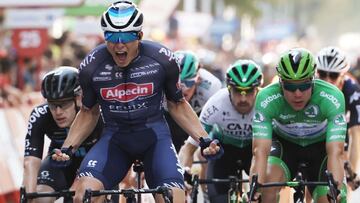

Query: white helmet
<box><xmin>101</xmin><ymin>1</ymin><xmax>143</xmax><ymax>32</ymax></box>
<box><xmin>316</xmin><ymin>46</ymin><xmax>349</xmax><ymax>73</ymax></box>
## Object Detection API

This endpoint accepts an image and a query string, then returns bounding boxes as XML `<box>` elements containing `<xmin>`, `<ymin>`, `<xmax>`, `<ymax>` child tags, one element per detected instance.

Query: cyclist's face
<box><xmin>317</xmin><ymin>70</ymin><xmax>344</xmax><ymax>89</ymax></box>
<box><xmin>181</xmin><ymin>76</ymin><xmax>199</xmax><ymax>101</ymax></box>
<box><xmin>229</xmin><ymin>86</ymin><xmax>257</xmax><ymax>114</ymax></box>
<box><xmin>48</xmin><ymin>98</ymin><xmax>77</xmax><ymax>128</ymax></box>
<box><xmin>281</xmin><ymin>79</ymin><xmax>313</xmax><ymax>111</ymax></box>
<box><xmin>106</xmin><ymin>32</ymin><xmax>142</xmax><ymax>68</ymax></box>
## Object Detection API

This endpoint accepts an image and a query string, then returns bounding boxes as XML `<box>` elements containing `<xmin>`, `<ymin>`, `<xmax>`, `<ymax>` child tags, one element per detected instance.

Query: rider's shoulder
<box><xmin>28</xmin><ymin>103</ymin><xmax>51</xmax><ymax>122</ymax></box>
<box><xmin>313</xmin><ymin>79</ymin><xmax>344</xmax><ymax>98</ymax></box>
<box><xmin>139</xmin><ymin>40</ymin><xmax>177</xmax><ymax>64</ymax></box>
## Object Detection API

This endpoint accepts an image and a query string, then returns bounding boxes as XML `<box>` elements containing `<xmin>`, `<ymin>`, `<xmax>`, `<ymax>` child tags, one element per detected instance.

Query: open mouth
<box><xmin>116</xmin><ymin>51</ymin><xmax>128</xmax><ymax>61</ymax></box>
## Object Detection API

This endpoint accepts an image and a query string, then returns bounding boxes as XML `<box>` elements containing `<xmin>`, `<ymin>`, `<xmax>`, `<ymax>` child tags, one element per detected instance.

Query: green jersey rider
<box><xmin>250</xmin><ymin>48</ymin><xmax>347</xmax><ymax>203</ymax></box>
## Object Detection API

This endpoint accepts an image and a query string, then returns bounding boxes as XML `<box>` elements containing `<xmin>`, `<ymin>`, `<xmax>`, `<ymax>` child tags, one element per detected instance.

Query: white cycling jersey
<box><xmin>199</xmin><ymin>88</ymin><xmax>254</xmax><ymax>148</ymax></box>
<box><xmin>189</xmin><ymin>68</ymin><xmax>222</xmax><ymax>113</ymax></box>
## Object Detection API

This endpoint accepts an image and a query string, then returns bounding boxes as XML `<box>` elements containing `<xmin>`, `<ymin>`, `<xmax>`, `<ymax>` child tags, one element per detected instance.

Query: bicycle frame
<box><xmin>248</xmin><ymin>170</ymin><xmax>339</xmax><ymax>203</ymax></box>
<box><xmin>82</xmin><ymin>186</ymin><xmax>173</xmax><ymax>203</ymax></box>
<box><xmin>190</xmin><ymin>174</ymin><xmax>249</xmax><ymax>203</ymax></box>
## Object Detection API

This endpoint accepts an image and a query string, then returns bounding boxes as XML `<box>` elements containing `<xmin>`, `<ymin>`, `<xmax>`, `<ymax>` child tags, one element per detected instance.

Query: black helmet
<box><xmin>41</xmin><ymin>66</ymin><xmax>81</xmax><ymax>100</ymax></box>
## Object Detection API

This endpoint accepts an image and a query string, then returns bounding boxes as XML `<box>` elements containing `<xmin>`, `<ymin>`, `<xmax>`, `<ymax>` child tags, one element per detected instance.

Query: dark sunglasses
<box><xmin>281</xmin><ymin>81</ymin><xmax>313</xmax><ymax>92</ymax></box>
<box><xmin>228</xmin><ymin>85</ymin><xmax>256</xmax><ymax>95</ymax></box>
<box><xmin>48</xmin><ymin>99</ymin><xmax>74</xmax><ymax>110</ymax></box>
<box><xmin>317</xmin><ymin>70</ymin><xmax>340</xmax><ymax>80</ymax></box>
<box><xmin>104</xmin><ymin>31</ymin><xmax>139</xmax><ymax>44</ymax></box>
<box><xmin>181</xmin><ymin>78</ymin><xmax>196</xmax><ymax>88</ymax></box>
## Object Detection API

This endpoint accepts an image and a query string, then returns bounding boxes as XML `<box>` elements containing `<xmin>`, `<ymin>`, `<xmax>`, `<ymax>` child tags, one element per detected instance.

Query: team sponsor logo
<box><xmin>260</xmin><ymin>93</ymin><xmax>282</xmax><ymax>108</ymax></box>
<box><xmin>130</xmin><ymin>70</ymin><xmax>158</xmax><ymax>78</ymax></box>
<box><xmin>334</xmin><ymin>114</ymin><xmax>346</xmax><ymax>126</ymax></box>
<box><xmin>350</xmin><ymin>91</ymin><xmax>360</xmax><ymax>104</ymax></box>
<box><xmin>79</xmin><ymin>50</ymin><xmax>98</xmax><ymax>70</ymax></box>
<box><xmin>87</xmin><ymin>160</ymin><xmax>97</xmax><ymax>168</ymax></box>
<box><xmin>159</xmin><ymin>47</ymin><xmax>176</xmax><ymax>61</ymax></box>
<box><xmin>279</xmin><ymin>114</ymin><xmax>296</xmax><ymax>120</ymax></box>
<box><xmin>115</xmin><ymin>72</ymin><xmax>123</xmax><ymax>79</ymax></box>
<box><xmin>27</xmin><ymin>106</ymin><xmax>48</xmax><ymax>136</ymax></box>
<box><xmin>105</xmin><ymin>64</ymin><xmax>113</xmax><ymax>71</ymax></box>
<box><xmin>253</xmin><ymin>111</ymin><xmax>265</xmax><ymax>123</ymax></box>
<box><xmin>99</xmin><ymin>71</ymin><xmax>111</xmax><ymax>76</ymax></box>
<box><xmin>132</xmin><ymin>62</ymin><xmax>160</xmax><ymax>71</ymax></box>
<box><xmin>93</xmin><ymin>76</ymin><xmax>112</xmax><ymax>81</ymax></box>
<box><xmin>304</xmin><ymin>105</ymin><xmax>319</xmax><ymax>118</ymax></box>
<box><xmin>101</xmin><ymin>83</ymin><xmax>154</xmax><ymax>102</ymax></box>
<box><xmin>320</xmin><ymin>91</ymin><xmax>340</xmax><ymax>109</ymax></box>
<box><xmin>109</xmin><ymin>102</ymin><xmax>148</xmax><ymax>112</ymax></box>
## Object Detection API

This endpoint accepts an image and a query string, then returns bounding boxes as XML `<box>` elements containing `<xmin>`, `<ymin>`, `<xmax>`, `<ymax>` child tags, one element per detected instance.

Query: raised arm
<box><xmin>167</xmin><ymin>99</ymin><xmax>207</xmax><ymax>142</ymax></box>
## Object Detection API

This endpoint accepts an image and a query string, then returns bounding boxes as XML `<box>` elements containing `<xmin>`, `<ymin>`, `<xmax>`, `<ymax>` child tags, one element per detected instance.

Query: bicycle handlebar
<box><xmin>248</xmin><ymin>170</ymin><xmax>339</xmax><ymax>203</ymax></box>
<box><xmin>20</xmin><ymin>187</ymin><xmax>74</xmax><ymax>203</ymax></box>
<box><xmin>83</xmin><ymin>186</ymin><xmax>173</xmax><ymax>203</ymax></box>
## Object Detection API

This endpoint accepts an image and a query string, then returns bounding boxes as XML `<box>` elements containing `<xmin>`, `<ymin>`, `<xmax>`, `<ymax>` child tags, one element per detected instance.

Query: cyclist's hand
<box><xmin>183</xmin><ymin>169</ymin><xmax>193</xmax><ymax>192</ymax></box>
<box><xmin>50</xmin><ymin>146</ymin><xmax>74</xmax><ymax>168</ymax></box>
<box><xmin>247</xmin><ymin>191</ymin><xmax>261</xmax><ymax>203</ymax></box>
<box><xmin>326</xmin><ymin>187</ymin><xmax>341</xmax><ymax>203</ymax></box>
<box><xmin>199</xmin><ymin>137</ymin><xmax>224</xmax><ymax>160</ymax></box>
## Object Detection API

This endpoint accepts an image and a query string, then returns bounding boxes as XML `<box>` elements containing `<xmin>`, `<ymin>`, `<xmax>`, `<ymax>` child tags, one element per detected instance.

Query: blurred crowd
<box><xmin>2</xmin><ymin>20</ymin><xmax>360</xmax><ymax>108</ymax></box>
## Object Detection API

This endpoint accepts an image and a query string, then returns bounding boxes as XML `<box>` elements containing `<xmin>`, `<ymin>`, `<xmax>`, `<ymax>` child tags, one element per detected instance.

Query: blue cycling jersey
<box><xmin>342</xmin><ymin>76</ymin><xmax>360</xmax><ymax>128</ymax></box>
<box><xmin>77</xmin><ymin>40</ymin><xmax>185</xmax><ymax>190</ymax></box>
<box><xmin>79</xmin><ymin>40</ymin><xmax>183</xmax><ymax>127</ymax></box>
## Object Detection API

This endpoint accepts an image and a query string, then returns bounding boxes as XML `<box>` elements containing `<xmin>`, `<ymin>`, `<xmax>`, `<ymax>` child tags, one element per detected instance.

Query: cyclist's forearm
<box><xmin>348</xmin><ymin>125</ymin><xmax>360</xmax><ymax>171</ymax></box>
<box><xmin>178</xmin><ymin>142</ymin><xmax>197</xmax><ymax>168</ymax></box>
<box><xmin>63</xmin><ymin>105</ymin><xmax>100</xmax><ymax>149</ymax></box>
<box><xmin>167</xmin><ymin>99</ymin><xmax>207</xmax><ymax>141</ymax></box>
<box><xmin>327</xmin><ymin>142</ymin><xmax>345</xmax><ymax>188</ymax></box>
<box><xmin>22</xmin><ymin>156</ymin><xmax>41</xmax><ymax>192</ymax></box>
<box><xmin>250</xmin><ymin>139</ymin><xmax>270</xmax><ymax>183</ymax></box>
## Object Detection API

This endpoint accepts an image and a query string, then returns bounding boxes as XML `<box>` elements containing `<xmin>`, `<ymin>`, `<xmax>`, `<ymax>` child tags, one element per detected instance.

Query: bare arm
<box><xmin>348</xmin><ymin>125</ymin><xmax>360</xmax><ymax>171</ymax></box>
<box><xmin>178</xmin><ymin>142</ymin><xmax>198</xmax><ymax>169</ymax></box>
<box><xmin>167</xmin><ymin>99</ymin><xmax>207</xmax><ymax>141</ymax></box>
<box><xmin>250</xmin><ymin>139</ymin><xmax>271</xmax><ymax>184</ymax></box>
<box><xmin>62</xmin><ymin>104</ymin><xmax>100</xmax><ymax>150</ymax></box>
<box><xmin>22</xmin><ymin>156</ymin><xmax>41</xmax><ymax>193</ymax></box>
<box><xmin>326</xmin><ymin>141</ymin><xmax>345</xmax><ymax>189</ymax></box>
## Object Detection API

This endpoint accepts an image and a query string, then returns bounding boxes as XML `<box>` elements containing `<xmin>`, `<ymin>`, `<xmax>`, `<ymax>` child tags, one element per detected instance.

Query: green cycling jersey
<box><xmin>253</xmin><ymin>79</ymin><xmax>346</xmax><ymax>147</ymax></box>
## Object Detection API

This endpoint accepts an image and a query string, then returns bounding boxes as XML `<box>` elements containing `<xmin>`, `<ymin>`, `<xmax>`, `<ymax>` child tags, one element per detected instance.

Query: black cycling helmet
<box><xmin>41</xmin><ymin>66</ymin><xmax>81</xmax><ymax>100</ymax></box>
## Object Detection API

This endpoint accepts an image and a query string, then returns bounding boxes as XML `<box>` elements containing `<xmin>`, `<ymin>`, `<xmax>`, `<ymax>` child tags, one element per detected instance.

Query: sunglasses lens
<box><xmin>318</xmin><ymin>70</ymin><xmax>340</xmax><ymax>80</ymax></box>
<box><xmin>104</xmin><ymin>32</ymin><xmax>138</xmax><ymax>43</ymax></box>
<box><xmin>318</xmin><ymin>70</ymin><xmax>327</xmax><ymax>78</ymax></box>
<box><xmin>48</xmin><ymin>100</ymin><xmax>73</xmax><ymax>110</ymax></box>
<box><xmin>283</xmin><ymin>82</ymin><xmax>312</xmax><ymax>92</ymax></box>
<box><xmin>329</xmin><ymin>72</ymin><xmax>340</xmax><ymax>80</ymax></box>
<box><xmin>181</xmin><ymin>79</ymin><xmax>196</xmax><ymax>88</ymax></box>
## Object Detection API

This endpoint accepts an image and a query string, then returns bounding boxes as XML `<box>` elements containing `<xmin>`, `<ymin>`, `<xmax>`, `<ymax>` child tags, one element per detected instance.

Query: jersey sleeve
<box><xmin>348</xmin><ymin>85</ymin><xmax>360</xmax><ymax>128</ymax></box>
<box><xmin>79</xmin><ymin>50</ymin><xmax>99</xmax><ymax>109</ymax></box>
<box><xmin>199</xmin><ymin>95</ymin><xmax>219</xmax><ymax>133</ymax></box>
<box><xmin>159</xmin><ymin>48</ymin><xmax>183</xmax><ymax>102</ymax></box>
<box><xmin>322</xmin><ymin>90</ymin><xmax>347</xmax><ymax>143</ymax></box>
<box><xmin>24</xmin><ymin>105</ymin><xmax>47</xmax><ymax>158</ymax></box>
<box><xmin>252</xmin><ymin>89</ymin><xmax>276</xmax><ymax>140</ymax></box>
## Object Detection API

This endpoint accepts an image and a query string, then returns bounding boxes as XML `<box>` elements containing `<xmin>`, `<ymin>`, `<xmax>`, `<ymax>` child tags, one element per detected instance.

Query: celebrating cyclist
<box><xmin>51</xmin><ymin>1</ymin><xmax>222</xmax><ymax>203</ymax></box>
<box><xmin>250</xmin><ymin>48</ymin><xmax>347</xmax><ymax>202</ymax></box>
<box><xmin>179</xmin><ymin>59</ymin><xmax>263</xmax><ymax>202</ymax></box>
<box><xmin>165</xmin><ymin>50</ymin><xmax>222</xmax><ymax>152</ymax></box>
<box><xmin>22</xmin><ymin>66</ymin><xmax>102</xmax><ymax>203</ymax></box>
<box><xmin>316</xmin><ymin>46</ymin><xmax>360</xmax><ymax>190</ymax></box>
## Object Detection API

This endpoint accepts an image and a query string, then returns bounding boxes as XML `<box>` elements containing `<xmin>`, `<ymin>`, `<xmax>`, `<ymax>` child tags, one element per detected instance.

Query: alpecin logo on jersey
<box><xmin>101</xmin><ymin>83</ymin><xmax>154</xmax><ymax>102</ymax></box>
